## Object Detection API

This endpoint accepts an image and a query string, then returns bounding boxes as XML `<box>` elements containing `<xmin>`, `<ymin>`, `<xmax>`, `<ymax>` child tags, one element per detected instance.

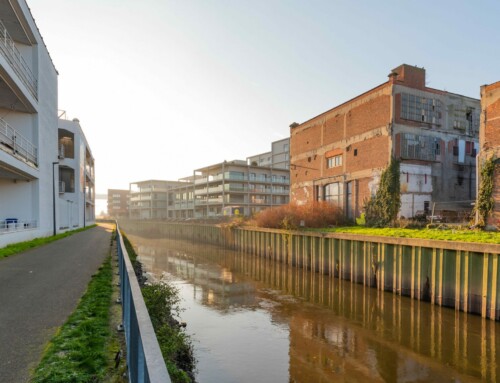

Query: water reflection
<box><xmin>128</xmin><ymin>234</ymin><xmax>498</xmax><ymax>383</ymax></box>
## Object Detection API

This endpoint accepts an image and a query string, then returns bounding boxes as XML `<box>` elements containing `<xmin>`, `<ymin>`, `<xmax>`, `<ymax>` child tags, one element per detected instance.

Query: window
<box><xmin>400</xmin><ymin>133</ymin><xmax>440</xmax><ymax>161</ymax></box>
<box><xmin>327</xmin><ymin>155</ymin><xmax>342</xmax><ymax>168</ymax></box>
<box><xmin>401</xmin><ymin>93</ymin><xmax>441</xmax><ymax>125</ymax></box>
<box><xmin>324</xmin><ymin>182</ymin><xmax>343</xmax><ymax>206</ymax></box>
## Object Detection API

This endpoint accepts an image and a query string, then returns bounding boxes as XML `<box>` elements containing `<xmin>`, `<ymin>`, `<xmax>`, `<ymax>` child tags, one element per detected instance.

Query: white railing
<box><xmin>0</xmin><ymin>117</ymin><xmax>37</xmax><ymax>165</ymax></box>
<box><xmin>0</xmin><ymin>219</ymin><xmax>37</xmax><ymax>233</ymax></box>
<box><xmin>0</xmin><ymin>20</ymin><xmax>37</xmax><ymax>99</ymax></box>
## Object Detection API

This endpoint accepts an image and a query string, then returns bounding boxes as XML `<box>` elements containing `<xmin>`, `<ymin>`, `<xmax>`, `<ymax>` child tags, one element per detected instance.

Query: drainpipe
<box><xmin>52</xmin><ymin>161</ymin><xmax>59</xmax><ymax>236</ymax></box>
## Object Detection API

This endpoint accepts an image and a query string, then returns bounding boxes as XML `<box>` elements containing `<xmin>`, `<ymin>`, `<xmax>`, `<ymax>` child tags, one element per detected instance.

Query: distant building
<box><xmin>290</xmin><ymin>64</ymin><xmax>480</xmax><ymax>220</ymax></box>
<box><xmin>478</xmin><ymin>81</ymin><xmax>500</xmax><ymax>227</ymax></box>
<box><xmin>166</xmin><ymin>139</ymin><xmax>291</xmax><ymax>219</ymax></box>
<box><xmin>129</xmin><ymin>180</ymin><xmax>188</xmax><ymax>220</ymax></box>
<box><xmin>107</xmin><ymin>189</ymin><xmax>129</xmax><ymax>218</ymax></box>
<box><xmin>247</xmin><ymin>138</ymin><xmax>290</xmax><ymax>169</ymax></box>
<box><xmin>190</xmin><ymin>159</ymin><xmax>290</xmax><ymax>218</ymax></box>
<box><xmin>57</xmin><ymin>116</ymin><xmax>95</xmax><ymax>229</ymax></box>
<box><xmin>0</xmin><ymin>0</ymin><xmax>59</xmax><ymax>247</ymax></box>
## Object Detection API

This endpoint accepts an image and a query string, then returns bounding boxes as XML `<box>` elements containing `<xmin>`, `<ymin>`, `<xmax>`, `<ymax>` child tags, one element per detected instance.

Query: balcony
<box><xmin>0</xmin><ymin>219</ymin><xmax>37</xmax><ymax>233</ymax></box>
<box><xmin>0</xmin><ymin>20</ymin><xmax>37</xmax><ymax>100</ymax></box>
<box><xmin>0</xmin><ymin>117</ymin><xmax>37</xmax><ymax>166</ymax></box>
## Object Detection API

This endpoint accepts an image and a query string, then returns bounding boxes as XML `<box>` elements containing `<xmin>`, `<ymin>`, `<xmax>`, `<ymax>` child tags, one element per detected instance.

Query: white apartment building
<box><xmin>0</xmin><ymin>0</ymin><xmax>59</xmax><ymax>247</ymax></box>
<box><xmin>129</xmin><ymin>180</ymin><xmax>188</xmax><ymax>220</ymax></box>
<box><xmin>57</xmin><ymin>115</ymin><xmax>95</xmax><ymax>230</ymax></box>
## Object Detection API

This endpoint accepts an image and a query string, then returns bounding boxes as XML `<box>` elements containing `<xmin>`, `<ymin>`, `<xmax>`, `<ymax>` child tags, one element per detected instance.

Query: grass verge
<box><xmin>31</xmin><ymin>256</ymin><xmax>114</xmax><ymax>382</ymax></box>
<box><xmin>121</xmin><ymin>232</ymin><xmax>196</xmax><ymax>382</ymax></box>
<box><xmin>311</xmin><ymin>226</ymin><xmax>500</xmax><ymax>244</ymax></box>
<box><xmin>0</xmin><ymin>224</ymin><xmax>97</xmax><ymax>260</ymax></box>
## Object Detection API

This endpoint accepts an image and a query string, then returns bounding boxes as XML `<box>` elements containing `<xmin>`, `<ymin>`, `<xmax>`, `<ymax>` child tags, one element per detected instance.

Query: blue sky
<box><xmin>29</xmin><ymin>0</ymin><xmax>500</xmax><ymax>194</ymax></box>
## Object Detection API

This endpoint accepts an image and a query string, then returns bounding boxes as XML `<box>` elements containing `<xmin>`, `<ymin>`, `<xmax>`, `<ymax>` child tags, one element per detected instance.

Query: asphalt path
<box><xmin>0</xmin><ymin>224</ymin><xmax>113</xmax><ymax>383</ymax></box>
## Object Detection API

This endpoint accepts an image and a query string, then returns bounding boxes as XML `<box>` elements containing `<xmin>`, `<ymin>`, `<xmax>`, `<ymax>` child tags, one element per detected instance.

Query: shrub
<box><xmin>255</xmin><ymin>201</ymin><xmax>345</xmax><ymax>229</ymax></box>
<box><xmin>365</xmin><ymin>157</ymin><xmax>401</xmax><ymax>227</ymax></box>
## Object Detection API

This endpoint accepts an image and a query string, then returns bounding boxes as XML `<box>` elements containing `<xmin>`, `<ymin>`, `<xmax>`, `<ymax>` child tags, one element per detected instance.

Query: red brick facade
<box><xmin>480</xmin><ymin>81</ymin><xmax>500</xmax><ymax>227</ymax></box>
<box><xmin>291</xmin><ymin>64</ymin><xmax>480</xmax><ymax>221</ymax></box>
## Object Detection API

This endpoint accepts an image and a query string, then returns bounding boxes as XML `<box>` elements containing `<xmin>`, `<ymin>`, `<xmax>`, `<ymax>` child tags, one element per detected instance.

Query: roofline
<box><xmin>292</xmin><ymin>80</ymin><xmax>480</xmax><ymax>130</ymax></box>
<box><xmin>293</xmin><ymin>80</ymin><xmax>390</xmax><ymax>129</ymax></box>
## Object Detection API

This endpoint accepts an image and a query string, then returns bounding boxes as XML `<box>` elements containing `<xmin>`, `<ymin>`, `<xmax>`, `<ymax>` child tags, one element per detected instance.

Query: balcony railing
<box><xmin>0</xmin><ymin>20</ymin><xmax>37</xmax><ymax>99</ymax></box>
<box><xmin>0</xmin><ymin>117</ymin><xmax>37</xmax><ymax>165</ymax></box>
<box><xmin>0</xmin><ymin>219</ymin><xmax>37</xmax><ymax>233</ymax></box>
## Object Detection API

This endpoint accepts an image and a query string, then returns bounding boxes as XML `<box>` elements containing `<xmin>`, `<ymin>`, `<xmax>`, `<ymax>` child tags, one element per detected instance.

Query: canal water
<box><xmin>126</xmin><ymin>233</ymin><xmax>500</xmax><ymax>383</ymax></box>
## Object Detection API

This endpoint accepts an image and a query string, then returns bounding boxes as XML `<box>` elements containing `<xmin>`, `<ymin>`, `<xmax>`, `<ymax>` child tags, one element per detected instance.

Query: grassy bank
<box><xmin>121</xmin><ymin>233</ymin><xmax>196</xmax><ymax>382</ymax></box>
<box><xmin>31</xmin><ymin>256</ymin><xmax>117</xmax><ymax>382</ymax></box>
<box><xmin>311</xmin><ymin>226</ymin><xmax>500</xmax><ymax>244</ymax></box>
<box><xmin>0</xmin><ymin>224</ymin><xmax>97</xmax><ymax>260</ymax></box>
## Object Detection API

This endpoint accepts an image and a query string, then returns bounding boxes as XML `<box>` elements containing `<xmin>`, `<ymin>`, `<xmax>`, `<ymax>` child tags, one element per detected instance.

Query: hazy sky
<box><xmin>28</xmin><ymin>0</ymin><xmax>500</xmax><ymax>194</ymax></box>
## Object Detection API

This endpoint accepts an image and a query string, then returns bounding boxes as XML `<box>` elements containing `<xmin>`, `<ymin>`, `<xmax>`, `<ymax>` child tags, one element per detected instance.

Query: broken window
<box><xmin>452</xmin><ymin>107</ymin><xmax>479</xmax><ymax>135</ymax></box>
<box><xmin>400</xmin><ymin>133</ymin><xmax>440</xmax><ymax>161</ymax></box>
<box><xmin>401</xmin><ymin>93</ymin><xmax>442</xmax><ymax>125</ymax></box>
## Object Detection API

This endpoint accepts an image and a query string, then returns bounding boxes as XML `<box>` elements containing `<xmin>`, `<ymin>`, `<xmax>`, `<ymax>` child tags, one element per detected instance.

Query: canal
<box><xmin>126</xmin><ymin>233</ymin><xmax>499</xmax><ymax>383</ymax></box>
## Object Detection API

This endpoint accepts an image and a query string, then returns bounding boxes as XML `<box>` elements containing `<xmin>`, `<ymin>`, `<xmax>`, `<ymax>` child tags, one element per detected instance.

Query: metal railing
<box><xmin>0</xmin><ymin>19</ymin><xmax>38</xmax><ymax>99</ymax></box>
<box><xmin>116</xmin><ymin>224</ymin><xmax>171</xmax><ymax>383</ymax></box>
<box><xmin>0</xmin><ymin>116</ymin><xmax>38</xmax><ymax>165</ymax></box>
<box><xmin>0</xmin><ymin>219</ymin><xmax>37</xmax><ymax>233</ymax></box>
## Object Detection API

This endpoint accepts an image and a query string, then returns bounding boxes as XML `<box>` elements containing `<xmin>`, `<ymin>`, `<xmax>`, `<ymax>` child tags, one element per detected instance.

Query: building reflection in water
<box><xmin>128</xmin><ymin>234</ymin><xmax>499</xmax><ymax>383</ymax></box>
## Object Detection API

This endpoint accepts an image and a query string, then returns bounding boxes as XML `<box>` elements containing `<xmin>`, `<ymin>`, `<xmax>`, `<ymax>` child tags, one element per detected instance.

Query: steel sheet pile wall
<box><xmin>236</xmin><ymin>228</ymin><xmax>500</xmax><ymax>320</ymax></box>
<box><xmin>118</xmin><ymin>220</ymin><xmax>500</xmax><ymax>320</ymax></box>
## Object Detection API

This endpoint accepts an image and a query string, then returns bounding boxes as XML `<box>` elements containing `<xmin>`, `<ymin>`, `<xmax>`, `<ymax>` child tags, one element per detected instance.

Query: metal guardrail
<box><xmin>0</xmin><ymin>19</ymin><xmax>38</xmax><ymax>99</ymax></box>
<box><xmin>116</xmin><ymin>224</ymin><xmax>171</xmax><ymax>383</ymax></box>
<box><xmin>0</xmin><ymin>116</ymin><xmax>38</xmax><ymax>165</ymax></box>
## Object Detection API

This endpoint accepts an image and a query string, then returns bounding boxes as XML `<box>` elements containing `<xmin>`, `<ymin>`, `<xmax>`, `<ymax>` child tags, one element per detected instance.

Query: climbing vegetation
<box><xmin>474</xmin><ymin>156</ymin><xmax>497</xmax><ymax>227</ymax></box>
<box><xmin>364</xmin><ymin>157</ymin><xmax>401</xmax><ymax>227</ymax></box>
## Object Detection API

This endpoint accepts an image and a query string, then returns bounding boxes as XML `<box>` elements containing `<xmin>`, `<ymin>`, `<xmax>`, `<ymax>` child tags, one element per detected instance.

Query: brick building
<box><xmin>290</xmin><ymin>64</ymin><xmax>480</xmax><ymax>220</ymax></box>
<box><xmin>479</xmin><ymin>81</ymin><xmax>500</xmax><ymax>227</ymax></box>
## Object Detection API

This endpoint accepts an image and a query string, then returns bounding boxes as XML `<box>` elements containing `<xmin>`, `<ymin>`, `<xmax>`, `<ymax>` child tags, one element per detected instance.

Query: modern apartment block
<box><xmin>479</xmin><ymin>81</ymin><xmax>500</xmax><ymax>227</ymax></box>
<box><xmin>190</xmin><ymin>160</ymin><xmax>290</xmax><ymax>218</ymax></box>
<box><xmin>247</xmin><ymin>138</ymin><xmax>290</xmax><ymax>170</ymax></box>
<box><xmin>57</xmin><ymin>115</ymin><xmax>95</xmax><ymax>229</ymax></box>
<box><xmin>166</xmin><ymin>139</ymin><xmax>291</xmax><ymax>219</ymax></box>
<box><xmin>0</xmin><ymin>0</ymin><xmax>58</xmax><ymax>247</ymax></box>
<box><xmin>129</xmin><ymin>180</ymin><xmax>188</xmax><ymax>220</ymax></box>
<box><xmin>107</xmin><ymin>188</ymin><xmax>129</xmax><ymax>218</ymax></box>
<box><xmin>290</xmin><ymin>64</ymin><xmax>480</xmax><ymax>220</ymax></box>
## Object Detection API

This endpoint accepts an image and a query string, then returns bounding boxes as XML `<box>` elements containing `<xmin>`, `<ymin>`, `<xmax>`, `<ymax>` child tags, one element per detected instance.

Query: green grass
<box><xmin>121</xmin><ymin>231</ymin><xmax>196</xmax><ymax>382</ymax></box>
<box><xmin>31</xmin><ymin>256</ymin><xmax>114</xmax><ymax>383</ymax></box>
<box><xmin>0</xmin><ymin>224</ymin><xmax>97</xmax><ymax>260</ymax></box>
<box><xmin>310</xmin><ymin>226</ymin><xmax>500</xmax><ymax>244</ymax></box>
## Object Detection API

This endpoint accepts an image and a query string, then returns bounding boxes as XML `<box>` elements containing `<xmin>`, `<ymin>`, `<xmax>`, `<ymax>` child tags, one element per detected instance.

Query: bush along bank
<box><xmin>121</xmin><ymin>233</ymin><xmax>196</xmax><ymax>383</ymax></box>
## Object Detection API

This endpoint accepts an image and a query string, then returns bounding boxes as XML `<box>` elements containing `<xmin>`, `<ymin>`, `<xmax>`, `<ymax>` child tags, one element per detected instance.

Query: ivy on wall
<box><xmin>475</xmin><ymin>156</ymin><xmax>497</xmax><ymax>227</ymax></box>
<box><xmin>365</xmin><ymin>157</ymin><xmax>401</xmax><ymax>227</ymax></box>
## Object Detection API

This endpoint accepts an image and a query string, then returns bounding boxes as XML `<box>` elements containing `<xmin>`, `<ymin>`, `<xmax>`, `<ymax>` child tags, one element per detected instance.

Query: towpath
<box><xmin>0</xmin><ymin>224</ymin><xmax>113</xmax><ymax>383</ymax></box>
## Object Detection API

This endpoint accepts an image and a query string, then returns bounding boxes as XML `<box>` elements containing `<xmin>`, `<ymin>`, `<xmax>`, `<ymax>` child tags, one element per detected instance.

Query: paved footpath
<box><xmin>0</xmin><ymin>224</ymin><xmax>114</xmax><ymax>383</ymax></box>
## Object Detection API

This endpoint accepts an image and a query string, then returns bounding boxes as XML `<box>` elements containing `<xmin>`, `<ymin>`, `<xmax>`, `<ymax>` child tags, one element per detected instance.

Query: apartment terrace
<box><xmin>0</xmin><ymin>116</ymin><xmax>37</xmax><ymax>166</ymax></box>
<box><xmin>0</xmin><ymin>19</ymin><xmax>37</xmax><ymax>99</ymax></box>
